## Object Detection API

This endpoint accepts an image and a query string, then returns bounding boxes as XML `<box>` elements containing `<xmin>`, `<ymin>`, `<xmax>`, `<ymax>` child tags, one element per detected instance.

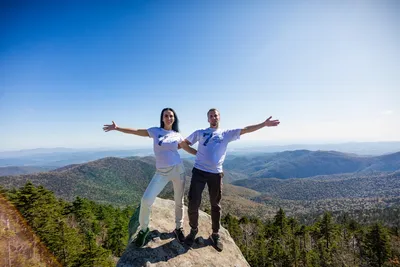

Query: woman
<box><xmin>103</xmin><ymin>108</ymin><xmax>196</xmax><ymax>247</ymax></box>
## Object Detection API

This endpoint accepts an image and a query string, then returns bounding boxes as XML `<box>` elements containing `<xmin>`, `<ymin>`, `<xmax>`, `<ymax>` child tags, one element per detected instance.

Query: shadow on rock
<box><xmin>118</xmin><ymin>230</ymin><xmax>215</xmax><ymax>267</ymax></box>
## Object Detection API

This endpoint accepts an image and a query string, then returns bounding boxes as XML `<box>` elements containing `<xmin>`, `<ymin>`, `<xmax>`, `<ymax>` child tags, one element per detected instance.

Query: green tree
<box><xmin>364</xmin><ymin>223</ymin><xmax>391</xmax><ymax>267</ymax></box>
<box><xmin>273</xmin><ymin>208</ymin><xmax>288</xmax><ymax>234</ymax></box>
<box><xmin>320</xmin><ymin>212</ymin><xmax>335</xmax><ymax>250</ymax></box>
<box><xmin>105</xmin><ymin>214</ymin><xmax>126</xmax><ymax>257</ymax></box>
<box><xmin>74</xmin><ymin>231</ymin><xmax>113</xmax><ymax>267</ymax></box>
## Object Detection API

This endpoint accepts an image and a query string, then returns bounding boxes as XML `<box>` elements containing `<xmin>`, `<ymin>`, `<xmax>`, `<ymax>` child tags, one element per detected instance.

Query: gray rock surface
<box><xmin>117</xmin><ymin>197</ymin><xmax>249</xmax><ymax>267</ymax></box>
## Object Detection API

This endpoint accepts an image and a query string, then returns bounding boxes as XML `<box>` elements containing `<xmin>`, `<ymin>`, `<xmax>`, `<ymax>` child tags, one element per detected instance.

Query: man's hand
<box><xmin>103</xmin><ymin>121</ymin><xmax>118</xmax><ymax>132</ymax></box>
<box><xmin>240</xmin><ymin>116</ymin><xmax>280</xmax><ymax>135</ymax></box>
<box><xmin>264</xmin><ymin>116</ymin><xmax>280</xmax><ymax>127</ymax></box>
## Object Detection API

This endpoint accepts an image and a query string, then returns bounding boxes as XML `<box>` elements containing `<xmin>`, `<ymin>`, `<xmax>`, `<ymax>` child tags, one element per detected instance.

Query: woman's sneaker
<box><xmin>173</xmin><ymin>228</ymin><xmax>185</xmax><ymax>243</ymax></box>
<box><xmin>135</xmin><ymin>228</ymin><xmax>149</xmax><ymax>247</ymax></box>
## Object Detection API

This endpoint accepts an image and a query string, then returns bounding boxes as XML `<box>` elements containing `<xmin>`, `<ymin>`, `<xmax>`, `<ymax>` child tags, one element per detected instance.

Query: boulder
<box><xmin>117</xmin><ymin>197</ymin><xmax>249</xmax><ymax>267</ymax></box>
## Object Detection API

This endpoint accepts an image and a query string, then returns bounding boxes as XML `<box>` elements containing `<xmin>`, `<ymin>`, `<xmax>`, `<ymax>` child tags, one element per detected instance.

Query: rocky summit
<box><xmin>117</xmin><ymin>197</ymin><xmax>249</xmax><ymax>267</ymax></box>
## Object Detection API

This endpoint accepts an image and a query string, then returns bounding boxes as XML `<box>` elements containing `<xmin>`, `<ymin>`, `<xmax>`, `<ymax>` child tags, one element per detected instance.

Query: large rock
<box><xmin>117</xmin><ymin>197</ymin><xmax>249</xmax><ymax>267</ymax></box>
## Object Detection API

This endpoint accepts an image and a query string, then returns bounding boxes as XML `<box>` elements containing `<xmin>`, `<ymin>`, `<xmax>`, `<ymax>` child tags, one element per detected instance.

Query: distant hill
<box><xmin>233</xmin><ymin>171</ymin><xmax>400</xmax><ymax>216</ymax></box>
<box><xmin>0</xmin><ymin>157</ymin><xmax>156</xmax><ymax>205</ymax></box>
<box><xmin>223</xmin><ymin>150</ymin><xmax>400</xmax><ymax>179</ymax></box>
<box><xmin>50</xmin><ymin>164</ymin><xmax>81</xmax><ymax>172</ymax></box>
<box><xmin>233</xmin><ymin>171</ymin><xmax>400</xmax><ymax>200</ymax></box>
<box><xmin>366</xmin><ymin>152</ymin><xmax>400</xmax><ymax>171</ymax></box>
<box><xmin>0</xmin><ymin>166</ymin><xmax>55</xmax><ymax>176</ymax></box>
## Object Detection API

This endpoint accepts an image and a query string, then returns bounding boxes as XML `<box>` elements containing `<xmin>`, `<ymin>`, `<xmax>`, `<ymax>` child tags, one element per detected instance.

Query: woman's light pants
<box><xmin>139</xmin><ymin>163</ymin><xmax>185</xmax><ymax>231</ymax></box>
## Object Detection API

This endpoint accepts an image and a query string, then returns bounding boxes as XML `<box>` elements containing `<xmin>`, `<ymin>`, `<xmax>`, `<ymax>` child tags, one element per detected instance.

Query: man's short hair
<box><xmin>207</xmin><ymin>108</ymin><xmax>220</xmax><ymax>117</ymax></box>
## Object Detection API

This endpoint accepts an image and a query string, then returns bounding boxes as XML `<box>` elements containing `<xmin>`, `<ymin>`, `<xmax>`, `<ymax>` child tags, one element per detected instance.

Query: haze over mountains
<box><xmin>0</xmin><ymin>166</ymin><xmax>54</xmax><ymax>176</ymax></box>
<box><xmin>0</xmin><ymin>148</ymin><xmax>154</xmax><ymax>168</ymax></box>
<box><xmin>1</xmin><ymin>141</ymin><xmax>400</xmax><ymax>168</ymax></box>
<box><xmin>228</xmin><ymin>141</ymin><xmax>400</xmax><ymax>156</ymax></box>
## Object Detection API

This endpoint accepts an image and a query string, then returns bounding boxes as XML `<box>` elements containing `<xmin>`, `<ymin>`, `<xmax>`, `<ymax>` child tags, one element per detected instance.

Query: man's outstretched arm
<box><xmin>240</xmin><ymin>116</ymin><xmax>280</xmax><ymax>135</ymax></box>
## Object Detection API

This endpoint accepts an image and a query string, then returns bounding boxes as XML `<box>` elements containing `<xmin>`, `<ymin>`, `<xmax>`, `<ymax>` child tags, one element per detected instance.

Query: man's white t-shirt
<box><xmin>186</xmin><ymin>128</ymin><xmax>241</xmax><ymax>173</ymax></box>
<box><xmin>147</xmin><ymin>127</ymin><xmax>184</xmax><ymax>169</ymax></box>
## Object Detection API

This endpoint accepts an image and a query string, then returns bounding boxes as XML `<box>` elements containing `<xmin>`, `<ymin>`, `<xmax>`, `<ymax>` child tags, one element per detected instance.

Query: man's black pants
<box><xmin>188</xmin><ymin>167</ymin><xmax>223</xmax><ymax>233</ymax></box>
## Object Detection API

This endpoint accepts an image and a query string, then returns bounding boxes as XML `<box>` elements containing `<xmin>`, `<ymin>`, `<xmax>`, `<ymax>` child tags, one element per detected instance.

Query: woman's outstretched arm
<box><xmin>103</xmin><ymin>121</ymin><xmax>149</xmax><ymax>137</ymax></box>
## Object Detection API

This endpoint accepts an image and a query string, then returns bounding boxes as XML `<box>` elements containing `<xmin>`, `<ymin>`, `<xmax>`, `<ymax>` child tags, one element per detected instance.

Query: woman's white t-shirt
<box><xmin>147</xmin><ymin>127</ymin><xmax>184</xmax><ymax>169</ymax></box>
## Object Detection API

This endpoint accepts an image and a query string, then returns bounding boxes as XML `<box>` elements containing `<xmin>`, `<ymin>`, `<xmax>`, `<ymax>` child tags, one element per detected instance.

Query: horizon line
<box><xmin>2</xmin><ymin>140</ymin><xmax>400</xmax><ymax>153</ymax></box>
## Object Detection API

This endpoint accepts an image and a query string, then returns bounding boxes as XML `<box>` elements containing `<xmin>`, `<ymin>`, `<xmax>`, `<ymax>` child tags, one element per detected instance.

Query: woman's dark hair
<box><xmin>160</xmin><ymin>108</ymin><xmax>180</xmax><ymax>132</ymax></box>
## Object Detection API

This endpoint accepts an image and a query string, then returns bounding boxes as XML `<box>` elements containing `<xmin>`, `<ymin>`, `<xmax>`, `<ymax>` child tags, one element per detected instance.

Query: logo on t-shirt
<box><xmin>202</xmin><ymin>132</ymin><xmax>212</xmax><ymax>146</ymax></box>
<box><xmin>202</xmin><ymin>132</ymin><xmax>223</xmax><ymax>146</ymax></box>
<box><xmin>212</xmin><ymin>135</ymin><xmax>223</xmax><ymax>144</ymax></box>
<box><xmin>158</xmin><ymin>135</ymin><xmax>168</xmax><ymax>146</ymax></box>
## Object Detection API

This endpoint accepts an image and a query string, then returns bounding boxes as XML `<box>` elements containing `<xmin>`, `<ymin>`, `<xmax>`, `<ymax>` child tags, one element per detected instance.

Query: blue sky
<box><xmin>1</xmin><ymin>0</ymin><xmax>399</xmax><ymax>151</ymax></box>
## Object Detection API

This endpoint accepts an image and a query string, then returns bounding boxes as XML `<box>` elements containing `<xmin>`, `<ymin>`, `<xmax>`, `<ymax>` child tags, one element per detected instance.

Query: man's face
<box><xmin>208</xmin><ymin>110</ymin><xmax>220</xmax><ymax>128</ymax></box>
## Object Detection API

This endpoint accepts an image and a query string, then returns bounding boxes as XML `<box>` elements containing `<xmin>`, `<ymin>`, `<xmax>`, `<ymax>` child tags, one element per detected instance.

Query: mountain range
<box><xmin>223</xmin><ymin>150</ymin><xmax>400</xmax><ymax>179</ymax></box>
<box><xmin>2</xmin><ymin>141</ymin><xmax>400</xmax><ymax>167</ymax></box>
<box><xmin>1</xmin><ymin>149</ymin><xmax>399</xmax><ymax>218</ymax></box>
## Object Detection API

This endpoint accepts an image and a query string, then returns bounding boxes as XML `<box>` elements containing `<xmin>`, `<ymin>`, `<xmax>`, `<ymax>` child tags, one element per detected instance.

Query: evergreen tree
<box><xmin>320</xmin><ymin>212</ymin><xmax>334</xmax><ymax>250</ymax></box>
<box><xmin>319</xmin><ymin>212</ymin><xmax>339</xmax><ymax>266</ymax></box>
<box><xmin>273</xmin><ymin>208</ymin><xmax>288</xmax><ymax>234</ymax></box>
<box><xmin>105</xmin><ymin>214</ymin><xmax>126</xmax><ymax>257</ymax></box>
<box><xmin>74</xmin><ymin>231</ymin><xmax>113</xmax><ymax>267</ymax></box>
<box><xmin>364</xmin><ymin>223</ymin><xmax>391</xmax><ymax>267</ymax></box>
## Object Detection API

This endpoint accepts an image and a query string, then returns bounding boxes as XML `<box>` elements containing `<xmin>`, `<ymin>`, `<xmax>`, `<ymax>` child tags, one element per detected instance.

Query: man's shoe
<box><xmin>184</xmin><ymin>228</ymin><xmax>198</xmax><ymax>247</ymax></box>
<box><xmin>174</xmin><ymin>228</ymin><xmax>185</xmax><ymax>243</ymax></box>
<box><xmin>211</xmin><ymin>233</ymin><xmax>223</xmax><ymax>251</ymax></box>
<box><xmin>135</xmin><ymin>228</ymin><xmax>149</xmax><ymax>247</ymax></box>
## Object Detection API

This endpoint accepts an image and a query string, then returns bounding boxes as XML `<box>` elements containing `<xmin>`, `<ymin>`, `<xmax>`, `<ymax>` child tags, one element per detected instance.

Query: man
<box><xmin>184</xmin><ymin>108</ymin><xmax>280</xmax><ymax>251</ymax></box>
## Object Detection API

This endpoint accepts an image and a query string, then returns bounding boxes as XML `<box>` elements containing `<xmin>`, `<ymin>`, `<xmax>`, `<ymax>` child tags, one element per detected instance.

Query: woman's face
<box><xmin>162</xmin><ymin>110</ymin><xmax>175</xmax><ymax>127</ymax></box>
